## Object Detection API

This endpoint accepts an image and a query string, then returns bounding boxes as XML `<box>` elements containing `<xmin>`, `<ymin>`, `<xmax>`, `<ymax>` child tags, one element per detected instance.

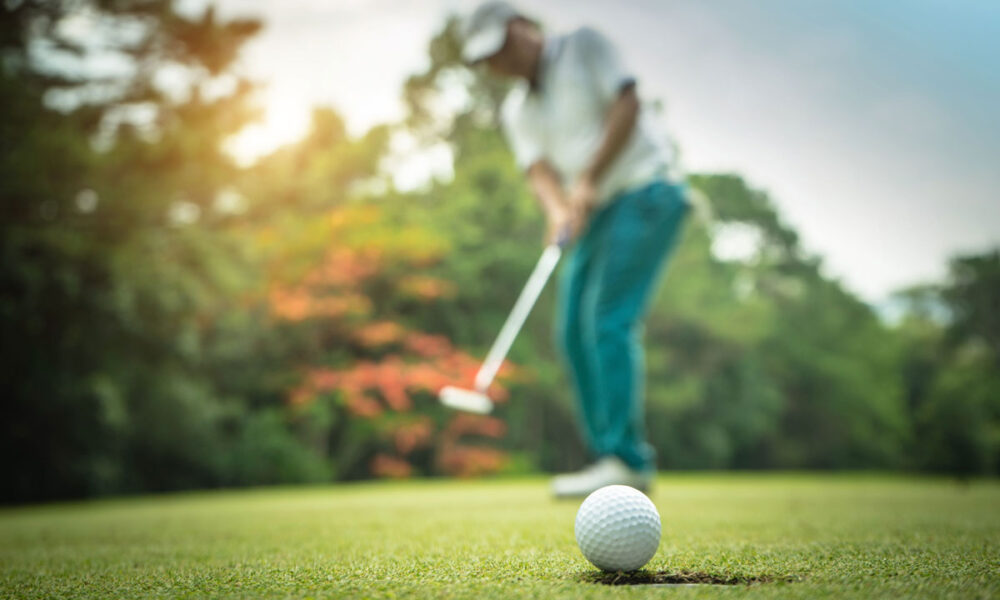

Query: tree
<box><xmin>943</xmin><ymin>250</ymin><xmax>1000</xmax><ymax>369</ymax></box>
<box><xmin>898</xmin><ymin>249</ymin><xmax>1000</xmax><ymax>475</ymax></box>
<box><xmin>1</xmin><ymin>0</ymin><xmax>267</xmax><ymax>501</ymax></box>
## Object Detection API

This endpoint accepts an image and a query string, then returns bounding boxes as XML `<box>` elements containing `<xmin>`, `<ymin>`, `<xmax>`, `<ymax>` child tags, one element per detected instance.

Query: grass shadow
<box><xmin>581</xmin><ymin>570</ymin><xmax>797</xmax><ymax>586</ymax></box>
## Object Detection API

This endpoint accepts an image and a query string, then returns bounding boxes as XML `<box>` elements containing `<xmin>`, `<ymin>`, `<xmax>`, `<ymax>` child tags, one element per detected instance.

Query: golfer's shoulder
<box><xmin>563</xmin><ymin>26</ymin><xmax>613</xmax><ymax>56</ymax></box>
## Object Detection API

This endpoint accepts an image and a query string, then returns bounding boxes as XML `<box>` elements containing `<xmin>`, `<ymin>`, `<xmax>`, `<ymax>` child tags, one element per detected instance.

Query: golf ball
<box><xmin>574</xmin><ymin>485</ymin><xmax>661</xmax><ymax>572</ymax></box>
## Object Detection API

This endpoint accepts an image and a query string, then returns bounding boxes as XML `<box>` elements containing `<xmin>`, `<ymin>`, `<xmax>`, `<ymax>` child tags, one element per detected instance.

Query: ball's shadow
<box><xmin>581</xmin><ymin>570</ymin><xmax>795</xmax><ymax>586</ymax></box>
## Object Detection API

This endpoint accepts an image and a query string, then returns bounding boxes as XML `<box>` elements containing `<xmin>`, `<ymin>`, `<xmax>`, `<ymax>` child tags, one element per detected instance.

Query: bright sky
<box><xmin>205</xmin><ymin>0</ymin><xmax>1000</xmax><ymax>304</ymax></box>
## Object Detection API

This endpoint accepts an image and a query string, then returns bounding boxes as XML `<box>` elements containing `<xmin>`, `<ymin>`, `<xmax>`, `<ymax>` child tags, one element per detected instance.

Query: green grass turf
<box><xmin>1</xmin><ymin>474</ymin><xmax>998</xmax><ymax>599</ymax></box>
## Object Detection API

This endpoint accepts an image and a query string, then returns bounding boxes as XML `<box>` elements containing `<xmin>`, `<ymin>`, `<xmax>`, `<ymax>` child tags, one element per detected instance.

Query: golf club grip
<box><xmin>474</xmin><ymin>244</ymin><xmax>562</xmax><ymax>391</ymax></box>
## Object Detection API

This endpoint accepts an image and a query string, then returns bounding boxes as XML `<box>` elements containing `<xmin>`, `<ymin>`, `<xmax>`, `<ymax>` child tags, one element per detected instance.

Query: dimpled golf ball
<box><xmin>574</xmin><ymin>485</ymin><xmax>661</xmax><ymax>572</ymax></box>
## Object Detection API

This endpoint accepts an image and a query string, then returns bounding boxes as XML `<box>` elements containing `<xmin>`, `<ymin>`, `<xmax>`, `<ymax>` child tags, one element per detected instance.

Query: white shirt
<box><xmin>500</xmin><ymin>27</ymin><xmax>676</xmax><ymax>205</ymax></box>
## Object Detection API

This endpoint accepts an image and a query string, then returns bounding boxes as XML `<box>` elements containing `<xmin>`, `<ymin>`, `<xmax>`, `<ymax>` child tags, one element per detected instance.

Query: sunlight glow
<box><xmin>226</xmin><ymin>87</ymin><xmax>311</xmax><ymax>166</ymax></box>
<box><xmin>711</xmin><ymin>223</ymin><xmax>763</xmax><ymax>263</ymax></box>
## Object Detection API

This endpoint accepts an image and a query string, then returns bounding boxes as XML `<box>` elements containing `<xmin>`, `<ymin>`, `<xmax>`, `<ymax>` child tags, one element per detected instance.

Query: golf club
<box><xmin>439</xmin><ymin>234</ymin><xmax>566</xmax><ymax>414</ymax></box>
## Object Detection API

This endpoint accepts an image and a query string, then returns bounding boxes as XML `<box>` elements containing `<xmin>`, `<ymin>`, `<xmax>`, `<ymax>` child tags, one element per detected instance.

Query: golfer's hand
<box><xmin>567</xmin><ymin>175</ymin><xmax>599</xmax><ymax>239</ymax></box>
<box><xmin>545</xmin><ymin>205</ymin><xmax>572</xmax><ymax>246</ymax></box>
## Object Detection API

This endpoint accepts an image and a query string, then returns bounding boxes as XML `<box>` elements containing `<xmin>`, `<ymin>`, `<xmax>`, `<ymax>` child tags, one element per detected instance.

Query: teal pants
<box><xmin>554</xmin><ymin>179</ymin><xmax>689</xmax><ymax>471</ymax></box>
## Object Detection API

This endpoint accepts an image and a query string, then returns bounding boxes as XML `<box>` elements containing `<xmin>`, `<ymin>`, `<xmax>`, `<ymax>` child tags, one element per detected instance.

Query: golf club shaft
<box><xmin>474</xmin><ymin>243</ymin><xmax>562</xmax><ymax>391</ymax></box>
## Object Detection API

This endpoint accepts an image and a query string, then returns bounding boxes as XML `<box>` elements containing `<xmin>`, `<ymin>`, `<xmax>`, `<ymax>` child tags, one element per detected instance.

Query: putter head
<box><xmin>439</xmin><ymin>386</ymin><xmax>494</xmax><ymax>414</ymax></box>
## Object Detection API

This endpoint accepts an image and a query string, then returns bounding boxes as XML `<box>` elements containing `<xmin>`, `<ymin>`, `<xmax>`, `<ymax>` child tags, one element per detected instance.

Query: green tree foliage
<box><xmin>2</xmin><ymin>0</ymin><xmax>276</xmax><ymax>501</ymax></box>
<box><xmin>943</xmin><ymin>251</ymin><xmax>1000</xmax><ymax>368</ymax></box>
<box><xmin>2</xmin><ymin>7</ymin><xmax>996</xmax><ymax>503</ymax></box>
<box><xmin>896</xmin><ymin>251</ymin><xmax>1000</xmax><ymax>475</ymax></box>
<box><xmin>691</xmin><ymin>176</ymin><xmax>908</xmax><ymax>468</ymax></box>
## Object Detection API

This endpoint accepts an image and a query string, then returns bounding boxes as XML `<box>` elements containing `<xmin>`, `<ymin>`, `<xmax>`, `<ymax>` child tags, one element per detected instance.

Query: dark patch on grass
<box><xmin>582</xmin><ymin>570</ymin><xmax>795</xmax><ymax>586</ymax></box>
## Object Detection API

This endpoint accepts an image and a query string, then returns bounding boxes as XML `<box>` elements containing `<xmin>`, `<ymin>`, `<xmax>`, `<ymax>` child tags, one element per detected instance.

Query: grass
<box><xmin>1</xmin><ymin>474</ymin><xmax>998</xmax><ymax>599</ymax></box>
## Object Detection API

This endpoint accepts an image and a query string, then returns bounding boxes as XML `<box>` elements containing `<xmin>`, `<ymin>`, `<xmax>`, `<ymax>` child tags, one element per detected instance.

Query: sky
<box><xmin>200</xmin><ymin>0</ymin><xmax>1000</xmax><ymax>304</ymax></box>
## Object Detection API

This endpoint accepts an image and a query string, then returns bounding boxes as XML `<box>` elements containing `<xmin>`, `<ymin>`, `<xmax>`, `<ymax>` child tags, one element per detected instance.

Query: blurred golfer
<box><xmin>462</xmin><ymin>2</ymin><xmax>690</xmax><ymax>497</ymax></box>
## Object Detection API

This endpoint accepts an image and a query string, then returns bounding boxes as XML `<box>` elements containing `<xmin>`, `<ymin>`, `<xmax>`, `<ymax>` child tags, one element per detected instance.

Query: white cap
<box><xmin>461</xmin><ymin>1</ymin><xmax>518</xmax><ymax>64</ymax></box>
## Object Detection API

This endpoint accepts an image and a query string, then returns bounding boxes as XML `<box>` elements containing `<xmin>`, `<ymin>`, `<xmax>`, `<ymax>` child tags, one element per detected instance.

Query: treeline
<box><xmin>2</xmin><ymin>2</ymin><xmax>997</xmax><ymax>504</ymax></box>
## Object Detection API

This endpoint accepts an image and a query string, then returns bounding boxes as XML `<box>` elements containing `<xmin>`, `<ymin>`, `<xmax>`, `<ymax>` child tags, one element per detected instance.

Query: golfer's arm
<box><xmin>527</xmin><ymin>160</ymin><xmax>568</xmax><ymax>214</ymax></box>
<box><xmin>581</xmin><ymin>84</ymin><xmax>639</xmax><ymax>183</ymax></box>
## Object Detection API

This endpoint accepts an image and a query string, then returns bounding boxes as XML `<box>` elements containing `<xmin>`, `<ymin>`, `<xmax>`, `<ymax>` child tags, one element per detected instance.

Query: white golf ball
<box><xmin>574</xmin><ymin>485</ymin><xmax>661</xmax><ymax>572</ymax></box>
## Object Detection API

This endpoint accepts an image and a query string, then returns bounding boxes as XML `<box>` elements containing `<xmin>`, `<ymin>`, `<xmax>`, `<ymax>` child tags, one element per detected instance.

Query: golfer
<box><xmin>461</xmin><ymin>3</ymin><xmax>691</xmax><ymax>497</ymax></box>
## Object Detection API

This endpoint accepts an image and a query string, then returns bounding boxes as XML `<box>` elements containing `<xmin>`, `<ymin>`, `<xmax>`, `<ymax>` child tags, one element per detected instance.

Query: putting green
<box><xmin>1</xmin><ymin>474</ymin><xmax>997</xmax><ymax>598</ymax></box>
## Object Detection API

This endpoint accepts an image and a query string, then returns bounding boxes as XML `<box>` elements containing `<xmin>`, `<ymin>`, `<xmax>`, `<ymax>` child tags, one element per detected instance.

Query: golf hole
<box><xmin>583</xmin><ymin>570</ymin><xmax>792</xmax><ymax>586</ymax></box>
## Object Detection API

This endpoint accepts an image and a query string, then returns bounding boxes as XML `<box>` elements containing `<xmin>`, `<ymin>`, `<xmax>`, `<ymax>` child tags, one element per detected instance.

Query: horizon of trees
<box><xmin>2</xmin><ymin>1</ymin><xmax>997</xmax><ymax>504</ymax></box>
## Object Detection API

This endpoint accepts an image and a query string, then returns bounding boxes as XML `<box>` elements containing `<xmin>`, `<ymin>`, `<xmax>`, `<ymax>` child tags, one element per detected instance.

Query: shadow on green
<box><xmin>581</xmin><ymin>569</ymin><xmax>799</xmax><ymax>586</ymax></box>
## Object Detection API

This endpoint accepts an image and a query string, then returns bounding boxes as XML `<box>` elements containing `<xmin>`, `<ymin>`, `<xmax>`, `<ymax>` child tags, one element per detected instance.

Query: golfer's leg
<box><xmin>554</xmin><ymin>230</ymin><xmax>603</xmax><ymax>452</ymax></box>
<box><xmin>590</xmin><ymin>181</ymin><xmax>689</xmax><ymax>470</ymax></box>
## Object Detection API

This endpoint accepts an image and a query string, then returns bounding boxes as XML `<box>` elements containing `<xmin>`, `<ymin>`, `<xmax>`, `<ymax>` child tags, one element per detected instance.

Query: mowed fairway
<box><xmin>1</xmin><ymin>475</ymin><xmax>997</xmax><ymax>599</ymax></box>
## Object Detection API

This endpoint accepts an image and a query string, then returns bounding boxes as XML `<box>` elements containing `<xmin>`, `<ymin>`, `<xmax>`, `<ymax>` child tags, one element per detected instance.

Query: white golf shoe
<box><xmin>551</xmin><ymin>456</ymin><xmax>653</xmax><ymax>498</ymax></box>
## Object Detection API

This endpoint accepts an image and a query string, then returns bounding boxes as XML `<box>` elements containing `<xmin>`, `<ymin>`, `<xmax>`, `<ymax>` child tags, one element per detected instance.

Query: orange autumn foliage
<box><xmin>371</xmin><ymin>453</ymin><xmax>413</xmax><ymax>479</ymax></box>
<box><xmin>443</xmin><ymin>413</ymin><xmax>508</xmax><ymax>440</ymax></box>
<box><xmin>303</xmin><ymin>247</ymin><xmax>382</xmax><ymax>288</ymax></box>
<box><xmin>269</xmin><ymin>288</ymin><xmax>371</xmax><ymax>322</ymax></box>
<box><xmin>437</xmin><ymin>446</ymin><xmax>508</xmax><ymax>478</ymax></box>
<box><xmin>268</xmin><ymin>205</ymin><xmax>517</xmax><ymax>479</ymax></box>
<box><xmin>393</xmin><ymin>418</ymin><xmax>434</xmax><ymax>455</ymax></box>
<box><xmin>354</xmin><ymin>320</ymin><xmax>406</xmax><ymax>348</ymax></box>
<box><xmin>398</xmin><ymin>275</ymin><xmax>457</xmax><ymax>300</ymax></box>
<box><xmin>290</xmin><ymin>350</ymin><xmax>516</xmax><ymax>416</ymax></box>
<box><xmin>404</xmin><ymin>332</ymin><xmax>454</xmax><ymax>358</ymax></box>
